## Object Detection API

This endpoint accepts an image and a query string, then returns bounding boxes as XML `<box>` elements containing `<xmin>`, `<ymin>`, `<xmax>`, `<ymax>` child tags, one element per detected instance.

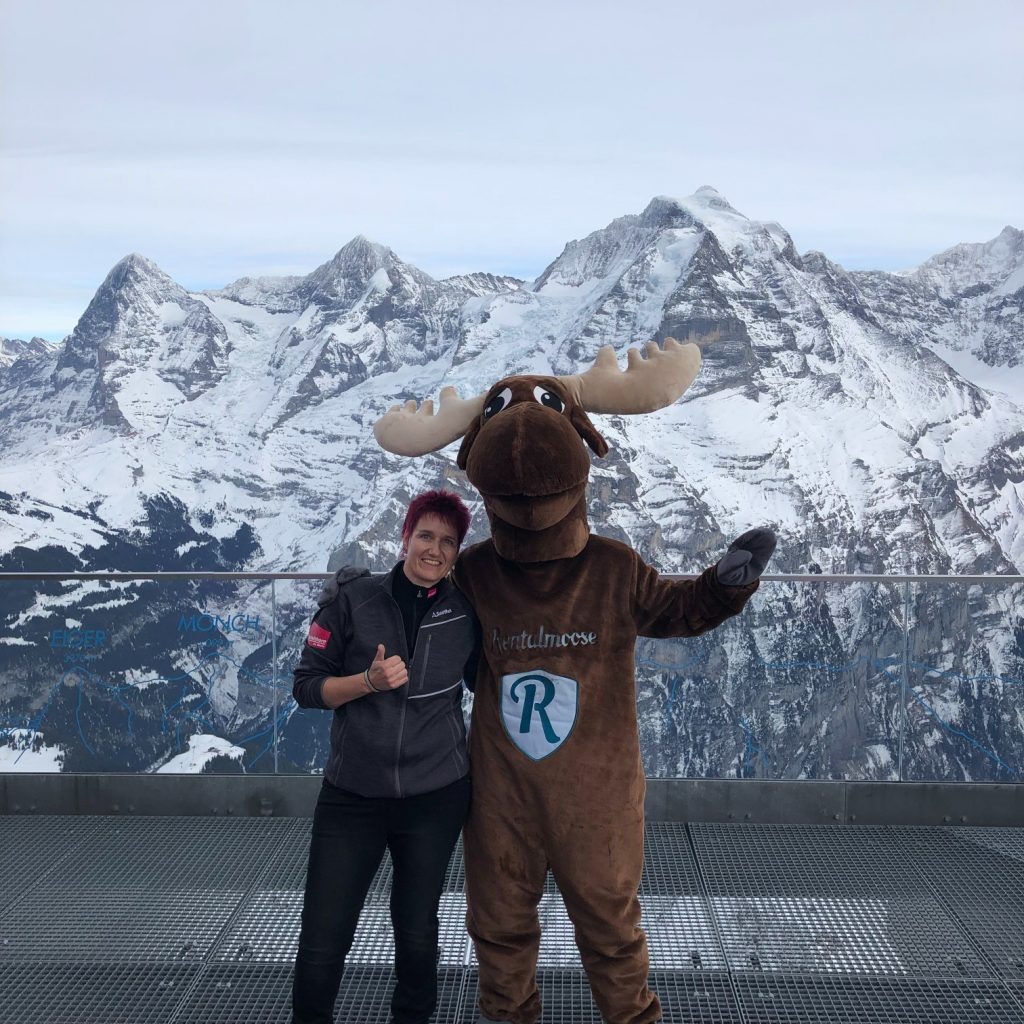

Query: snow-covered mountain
<box><xmin>0</xmin><ymin>335</ymin><xmax>54</xmax><ymax>370</ymax></box>
<box><xmin>1</xmin><ymin>188</ymin><xmax>1021</xmax><ymax>782</ymax></box>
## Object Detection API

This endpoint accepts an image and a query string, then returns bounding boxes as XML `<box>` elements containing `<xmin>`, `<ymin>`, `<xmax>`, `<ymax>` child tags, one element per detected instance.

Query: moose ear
<box><xmin>456</xmin><ymin>417</ymin><xmax>483</xmax><ymax>469</ymax></box>
<box><xmin>570</xmin><ymin>405</ymin><xmax>609</xmax><ymax>457</ymax></box>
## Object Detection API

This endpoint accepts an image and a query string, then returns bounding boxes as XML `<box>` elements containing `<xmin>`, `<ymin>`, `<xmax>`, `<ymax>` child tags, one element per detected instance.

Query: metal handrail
<box><xmin>0</xmin><ymin>572</ymin><xmax>1021</xmax><ymax>583</ymax></box>
<box><xmin>1</xmin><ymin>568</ymin><xmax>1020</xmax><ymax>785</ymax></box>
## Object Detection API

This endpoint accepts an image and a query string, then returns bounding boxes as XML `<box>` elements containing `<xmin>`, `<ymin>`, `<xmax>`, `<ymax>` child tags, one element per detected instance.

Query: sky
<box><xmin>1</xmin><ymin>0</ymin><xmax>1022</xmax><ymax>340</ymax></box>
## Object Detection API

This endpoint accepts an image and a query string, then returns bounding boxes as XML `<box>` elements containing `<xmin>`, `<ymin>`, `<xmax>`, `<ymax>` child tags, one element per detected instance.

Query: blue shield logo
<box><xmin>500</xmin><ymin>669</ymin><xmax>579</xmax><ymax>761</ymax></box>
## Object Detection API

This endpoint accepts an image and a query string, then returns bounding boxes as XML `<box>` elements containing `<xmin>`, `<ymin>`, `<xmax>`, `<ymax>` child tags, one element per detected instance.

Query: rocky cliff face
<box><xmin>0</xmin><ymin>189</ymin><xmax>1021</xmax><ymax>781</ymax></box>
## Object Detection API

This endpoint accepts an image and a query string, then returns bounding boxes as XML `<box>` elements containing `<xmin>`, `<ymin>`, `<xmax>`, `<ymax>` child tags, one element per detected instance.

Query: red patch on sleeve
<box><xmin>307</xmin><ymin>622</ymin><xmax>331</xmax><ymax>650</ymax></box>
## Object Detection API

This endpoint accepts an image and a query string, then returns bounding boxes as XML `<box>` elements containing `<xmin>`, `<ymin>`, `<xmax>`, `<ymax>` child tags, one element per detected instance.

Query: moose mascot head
<box><xmin>375</xmin><ymin>338</ymin><xmax>703</xmax><ymax>563</ymax></box>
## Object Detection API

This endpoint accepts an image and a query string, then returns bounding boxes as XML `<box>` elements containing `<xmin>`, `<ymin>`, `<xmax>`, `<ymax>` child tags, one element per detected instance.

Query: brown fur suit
<box><xmin>374</xmin><ymin>344</ymin><xmax>773</xmax><ymax>1024</ymax></box>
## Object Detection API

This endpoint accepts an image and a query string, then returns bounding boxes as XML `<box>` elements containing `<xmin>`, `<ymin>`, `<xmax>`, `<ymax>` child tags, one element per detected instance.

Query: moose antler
<box><xmin>562</xmin><ymin>335</ymin><xmax>707</xmax><ymax>415</ymax></box>
<box><xmin>373</xmin><ymin>333</ymin><xmax>713</xmax><ymax>456</ymax></box>
<box><xmin>372</xmin><ymin>387</ymin><xmax>484</xmax><ymax>457</ymax></box>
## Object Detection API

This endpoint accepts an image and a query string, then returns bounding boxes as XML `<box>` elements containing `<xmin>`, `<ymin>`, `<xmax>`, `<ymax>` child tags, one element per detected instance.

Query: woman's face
<box><xmin>402</xmin><ymin>512</ymin><xmax>459</xmax><ymax>587</ymax></box>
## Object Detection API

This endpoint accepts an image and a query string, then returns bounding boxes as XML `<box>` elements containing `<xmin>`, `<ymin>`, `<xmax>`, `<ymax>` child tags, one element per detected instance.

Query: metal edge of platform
<box><xmin>647</xmin><ymin>779</ymin><xmax>1024</xmax><ymax>826</ymax></box>
<box><xmin>2</xmin><ymin>775</ymin><xmax>1023</xmax><ymax>826</ymax></box>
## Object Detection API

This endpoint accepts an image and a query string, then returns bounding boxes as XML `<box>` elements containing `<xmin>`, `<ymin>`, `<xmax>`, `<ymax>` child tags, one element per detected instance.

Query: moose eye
<box><xmin>533</xmin><ymin>386</ymin><xmax>565</xmax><ymax>413</ymax></box>
<box><xmin>483</xmin><ymin>387</ymin><xmax>513</xmax><ymax>420</ymax></box>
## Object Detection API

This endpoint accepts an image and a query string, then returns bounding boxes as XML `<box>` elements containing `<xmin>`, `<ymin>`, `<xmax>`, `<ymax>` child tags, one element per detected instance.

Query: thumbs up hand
<box><xmin>367</xmin><ymin>643</ymin><xmax>408</xmax><ymax>691</ymax></box>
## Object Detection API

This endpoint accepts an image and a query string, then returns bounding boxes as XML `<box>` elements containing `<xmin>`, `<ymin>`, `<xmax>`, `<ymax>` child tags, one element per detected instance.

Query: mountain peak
<box><xmin>115</xmin><ymin>251</ymin><xmax>158</xmax><ymax>270</ymax></box>
<box><xmin>302</xmin><ymin>236</ymin><xmax>437</xmax><ymax>310</ymax></box>
<box><xmin>85</xmin><ymin>253</ymin><xmax>188</xmax><ymax>316</ymax></box>
<box><xmin>630</xmin><ymin>189</ymin><xmax>752</xmax><ymax>243</ymax></box>
<box><xmin>910</xmin><ymin>224</ymin><xmax>1024</xmax><ymax>297</ymax></box>
<box><xmin>80</xmin><ymin>252</ymin><xmax>182</xmax><ymax>315</ymax></box>
<box><xmin>642</xmin><ymin>188</ymin><xmax>744</xmax><ymax>230</ymax></box>
<box><xmin>306</xmin><ymin>235</ymin><xmax>395</xmax><ymax>288</ymax></box>
<box><xmin>104</xmin><ymin>252</ymin><xmax>174</xmax><ymax>291</ymax></box>
<box><xmin>644</xmin><ymin>187</ymin><xmax>743</xmax><ymax>218</ymax></box>
<box><xmin>0</xmin><ymin>335</ymin><xmax>55</xmax><ymax>370</ymax></box>
<box><xmin>335</xmin><ymin>234</ymin><xmax>391</xmax><ymax>261</ymax></box>
<box><xmin>638</xmin><ymin>195</ymin><xmax>692</xmax><ymax>228</ymax></box>
<box><xmin>59</xmin><ymin>252</ymin><xmax>192</xmax><ymax>367</ymax></box>
<box><xmin>691</xmin><ymin>185</ymin><xmax>740</xmax><ymax>212</ymax></box>
<box><xmin>535</xmin><ymin>188</ymin><xmax>753</xmax><ymax>293</ymax></box>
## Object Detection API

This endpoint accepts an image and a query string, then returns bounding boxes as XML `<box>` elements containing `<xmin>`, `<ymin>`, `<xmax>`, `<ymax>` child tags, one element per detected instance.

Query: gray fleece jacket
<box><xmin>292</xmin><ymin>565</ymin><xmax>479</xmax><ymax>798</ymax></box>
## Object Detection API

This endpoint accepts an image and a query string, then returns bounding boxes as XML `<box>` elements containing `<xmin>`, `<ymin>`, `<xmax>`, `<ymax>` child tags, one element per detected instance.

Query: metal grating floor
<box><xmin>1</xmin><ymin>816</ymin><xmax>1023</xmax><ymax>1023</ymax></box>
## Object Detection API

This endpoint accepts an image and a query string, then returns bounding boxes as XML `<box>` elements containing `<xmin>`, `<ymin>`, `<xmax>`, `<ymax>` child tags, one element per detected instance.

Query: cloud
<box><xmin>2</xmin><ymin>0</ymin><xmax>1022</xmax><ymax>335</ymax></box>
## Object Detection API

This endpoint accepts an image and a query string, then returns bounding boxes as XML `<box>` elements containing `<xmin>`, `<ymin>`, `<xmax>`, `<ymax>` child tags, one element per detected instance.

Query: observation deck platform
<box><xmin>2</xmin><ymin>807</ymin><xmax>1024</xmax><ymax>1023</ymax></box>
<box><xmin>2</xmin><ymin>571</ymin><xmax>1022</xmax><ymax>1019</ymax></box>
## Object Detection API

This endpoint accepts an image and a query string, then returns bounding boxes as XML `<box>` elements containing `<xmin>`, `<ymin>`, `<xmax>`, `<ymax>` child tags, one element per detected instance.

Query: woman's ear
<box><xmin>570</xmin><ymin>406</ymin><xmax>609</xmax><ymax>457</ymax></box>
<box><xmin>456</xmin><ymin>418</ymin><xmax>482</xmax><ymax>469</ymax></box>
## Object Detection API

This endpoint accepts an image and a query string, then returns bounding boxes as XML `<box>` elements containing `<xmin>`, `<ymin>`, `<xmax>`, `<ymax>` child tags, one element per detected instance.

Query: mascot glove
<box><xmin>715</xmin><ymin>528</ymin><xmax>777</xmax><ymax>587</ymax></box>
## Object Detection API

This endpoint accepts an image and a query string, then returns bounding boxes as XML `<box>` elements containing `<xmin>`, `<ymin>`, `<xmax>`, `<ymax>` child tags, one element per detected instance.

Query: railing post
<box><xmin>898</xmin><ymin>580</ymin><xmax>911</xmax><ymax>782</ymax></box>
<box><xmin>272</xmin><ymin>580</ymin><xmax>279</xmax><ymax>775</ymax></box>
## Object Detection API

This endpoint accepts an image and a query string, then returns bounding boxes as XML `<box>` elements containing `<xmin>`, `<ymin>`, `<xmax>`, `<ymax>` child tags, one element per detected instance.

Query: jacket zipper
<box><xmin>416</xmin><ymin>634</ymin><xmax>433</xmax><ymax>692</ymax></box>
<box><xmin>390</xmin><ymin>597</ymin><xmax>411</xmax><ymax>799</ymax></box>
<box><xmin>390</xmin><ymin>588</ymin><xmax>450</xmax><ymax>797</ymax></box>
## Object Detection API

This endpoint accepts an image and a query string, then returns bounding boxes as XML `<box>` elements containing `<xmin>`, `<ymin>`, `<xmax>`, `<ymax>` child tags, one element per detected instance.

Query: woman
<box><xmin>291</xmin><ymin>490</ymin><xmax>478</xmax><ymax>1024</ymax></box>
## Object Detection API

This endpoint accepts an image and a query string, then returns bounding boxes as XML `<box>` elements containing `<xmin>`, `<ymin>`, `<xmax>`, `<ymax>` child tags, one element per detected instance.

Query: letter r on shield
<box><xmin>500</xmin><ymin>668</ymin><xmax>579</xmax><ymax>761</ymax></box>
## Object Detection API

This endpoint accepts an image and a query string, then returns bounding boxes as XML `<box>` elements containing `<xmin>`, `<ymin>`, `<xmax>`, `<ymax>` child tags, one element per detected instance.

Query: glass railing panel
<box><xmin>3</xmin><ymin>573</ymin><xmax>1020</xmax><ymax>781</ymax></box>
<box><xmin>271</xmin><ymin>577</ymin><xmax>333</xmax><ymax>775</ymax></box>
<box><xmin>637</xmin><ymin>578</ymin><xmax>906</xmax><ymax>780</ymax></box>
<box><xmin>0</xmin><ymin>577</ymin><xmax>278</xmax><ymax>773</ymax></box>
<box><xmin>904</xmin><ymin>579</ymin><xmax>1023</xmax><ymax>782</ymax></box>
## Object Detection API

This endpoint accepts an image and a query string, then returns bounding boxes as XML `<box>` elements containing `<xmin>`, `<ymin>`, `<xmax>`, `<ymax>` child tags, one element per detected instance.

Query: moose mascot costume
<box><xmin>374</xmin><ymin>337</ymin><xmax>775</xmax><ymax>1024</ymax></box>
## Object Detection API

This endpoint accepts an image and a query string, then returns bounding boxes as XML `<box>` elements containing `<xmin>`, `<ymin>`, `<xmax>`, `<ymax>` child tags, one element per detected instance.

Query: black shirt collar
<box><xmin>387</xmin><ymin>561</ymin><xmax>448</xmax><ymax>600</ymax></box>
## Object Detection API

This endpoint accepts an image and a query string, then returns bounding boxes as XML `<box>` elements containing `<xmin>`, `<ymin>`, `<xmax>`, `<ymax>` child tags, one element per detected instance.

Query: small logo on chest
<box><xmin>430</xmin><ymin>607</ymin><xmax>452</xmax><ymax>620</ymax></box>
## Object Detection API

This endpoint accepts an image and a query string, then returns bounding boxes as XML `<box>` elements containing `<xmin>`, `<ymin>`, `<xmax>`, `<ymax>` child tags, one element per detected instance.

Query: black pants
<box><xmin>292</xmin><ymin>775</ymin><xmax>470</xmax><ymax>1024</ymax></box>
